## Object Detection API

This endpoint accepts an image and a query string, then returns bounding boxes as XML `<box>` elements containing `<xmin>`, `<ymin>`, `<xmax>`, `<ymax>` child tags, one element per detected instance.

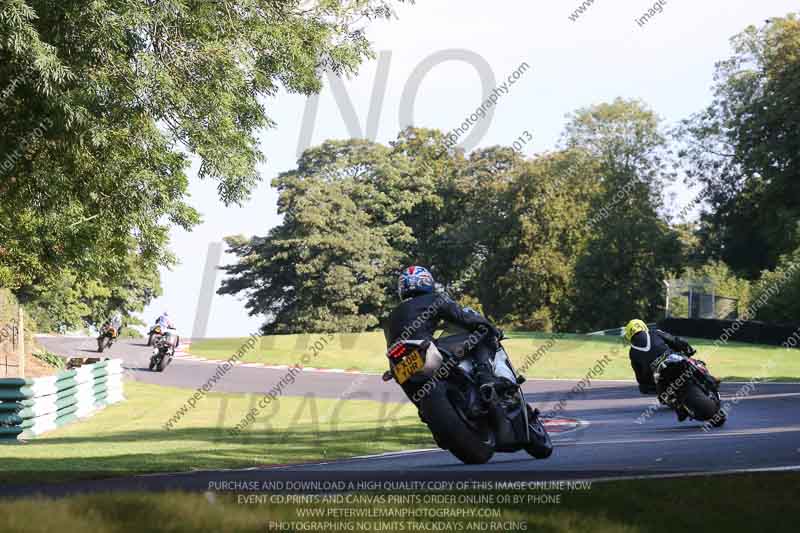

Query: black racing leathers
<box><xmin>629</xmin><ymin>329</ymin><xmax>691</xmax><ymax>394</ymax></box>
<box><xmin>384</xmin><ymin>292</ymin><xmax>495</xmax><ymax>346</ymax></box>
<box><xmin>384</xmin><ymin>292</ymin><xmax>498</xmax><ymax>401</ymax></box>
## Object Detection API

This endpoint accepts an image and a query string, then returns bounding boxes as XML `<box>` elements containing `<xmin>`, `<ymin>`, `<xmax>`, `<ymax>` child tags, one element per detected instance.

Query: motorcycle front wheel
<box><xmin>420</xmin><ymin>382</ymin><xmax>494</xmax><ymax>465</ymax></box>
<box><xmin>524</xmin><ymin>407</ymin><xmax>554</xmax><ymax>459</ymax></box>
<box><xmin>97</xmin><ymin>337</ymin><xmax>105</xmax><ymax>353</ymax></box>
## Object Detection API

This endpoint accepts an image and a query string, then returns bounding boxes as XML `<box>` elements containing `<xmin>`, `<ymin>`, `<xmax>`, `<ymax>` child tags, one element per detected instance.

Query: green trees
<box><xmin>1</xmin><ymin>0</ymin><xmax>404</xmax><ymax>326</ymax></box>
<box><xmin>679</xmin><ymin>15</ymin><xmax>800</xmax><ymax>278</ymax></box>
<box><xmin>216</xmin><ymin>14</ymin><xmax>800</xmax><ymax>335</ymax></box>
<box><xmin>222</xmin><ymin>17</ymin><xmax>800</xmax><ymax>333</ymax></box>
<box><xmin>222</xmin><ymin>103</ymin><xmax>682</xmax><ymax>333</ymax></box>
<box><xmin>751</xmin><ymin>243</ymin><xmax>800</xmax><ymax>323</ymax></box>
<box><xmin>5</xmin><ymin>4</ymin><xmax>796</xmax><ymax>333</ymax></box>
<box><xmin>567</xmin><ymin>99</ymin><xmax>682</xmax><ymax>330</ymax></box>
<box><xmin>220</xmin><ymin>139</ymin><xmax>408</xmax><ymax>333</ymax></box>
<box><xmin>482</xmin><ymin>149</ymin><xmax>599</xmax><ymax>330</ymax></box>
<box><xmin>17</xmin><ymin>243</ymin><xmax>162</xmax><ymax>333</ymax></box>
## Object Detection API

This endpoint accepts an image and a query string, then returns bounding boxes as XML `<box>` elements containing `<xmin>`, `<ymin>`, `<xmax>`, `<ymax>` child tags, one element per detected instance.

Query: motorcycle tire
<box><xmin>681</xmin><ymin>383</ymin><xmax>718</xmax><ymax>421</ymax></box>
<box><xmin>524</xmin><ymin>407</ymin><xmax>554</xmax><ymax>459</ymax></box>
<box><xmin>97</xmin><ymin>337</ymin><xmax>105</xmax><ymax>353</ymax></box>
<box><xmin>420</xmin><ymin>382</ymin><xmax>494</xmax><ymax>465</ymax></box>
<box><xmin>709</xmin><ymin>409</ymin><xmax>727</xmax><ymax>427</ymax></box>
<box><xmin>157</xmin><ymin>355</ymin><xmax>170</xmax><ymax>372</ymax></box>
<box><xmin>149</xmin><ymin>358</ymin><xmax>156</xmax><ymax>371</ymax></box>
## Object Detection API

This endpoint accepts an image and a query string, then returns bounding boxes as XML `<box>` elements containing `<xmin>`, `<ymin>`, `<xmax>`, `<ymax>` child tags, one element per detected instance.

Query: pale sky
<box><xmin>141</xmin><ymin>1</ymin><xmax>799</xmax><ymax>338</ymax></box>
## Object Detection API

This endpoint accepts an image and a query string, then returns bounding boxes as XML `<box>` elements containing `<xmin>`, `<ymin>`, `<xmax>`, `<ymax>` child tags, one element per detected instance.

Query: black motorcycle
<box><xmin>651</xmin><ymin>349</ymin><xmax>726</xmax><ymax>426</ymax></box>
<box><xmin>149</xmin><ymin>331</ymin><xmax>178</xmax><ymax>372</ymax></box>
<box><xmin>97</xmin><ymin>324</ymin><xmax>117</xmax><ymax>353</ymax></box>
<box><xmin>384</xmin><ymin>323</ymin><xmax>553</xmax><ymax>464</ymax></box>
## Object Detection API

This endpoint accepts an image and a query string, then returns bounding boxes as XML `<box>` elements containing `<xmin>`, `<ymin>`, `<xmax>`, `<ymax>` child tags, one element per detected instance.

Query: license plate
<box><xmin>394</xmin><ymin>350</ymin><xmax>424</xmax><ymax>384</ymax></box>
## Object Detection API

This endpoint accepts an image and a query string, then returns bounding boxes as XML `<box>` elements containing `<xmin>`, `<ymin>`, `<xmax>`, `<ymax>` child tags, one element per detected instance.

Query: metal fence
<box><xmin>664</xmin><ymin>279</ymin><xmax>739</xmax><ymax>320</ymax></box>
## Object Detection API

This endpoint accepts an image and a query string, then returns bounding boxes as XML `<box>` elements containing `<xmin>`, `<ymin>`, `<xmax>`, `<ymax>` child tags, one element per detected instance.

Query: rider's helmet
<box><xmin>398</xmin><ymin>266</ymin><xmax>435</xmax><ymax>300</ymax></box>
<box><xmin>624</xmin><ymin>319</ymin><xmax>648</xmax><ymax>344</ymax></box>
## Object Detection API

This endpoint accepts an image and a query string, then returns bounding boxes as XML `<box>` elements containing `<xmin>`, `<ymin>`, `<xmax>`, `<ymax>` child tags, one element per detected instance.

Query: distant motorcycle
<box><xmin>384</xmin><ymin>322</ymin><xmax>553</xmax><ymax>464</ymax></box>
<box><xmin>147</xmin><ymin>324</ymin><xmax>164</xmax><ymax>347</ymax></box>
<box><xmin>97</xmin><ymin>324</ymin><xmax>117</xmax><ymax>353</ymax></box>
<box><xmin>149</xmin><ymin>330</ymin><xmax>179</xmax><ymax>372</ymax></box>
<box><xmin>651</xmin><ymin>349</ymin><xmax>726</xmax><ymax>426</ymax></box>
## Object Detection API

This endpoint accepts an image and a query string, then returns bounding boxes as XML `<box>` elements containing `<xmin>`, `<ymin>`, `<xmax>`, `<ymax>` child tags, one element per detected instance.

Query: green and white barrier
<box><xmin>0</xmin><ymin>359</ymin><xmax>124</xmax><ymax>441</ymax></box>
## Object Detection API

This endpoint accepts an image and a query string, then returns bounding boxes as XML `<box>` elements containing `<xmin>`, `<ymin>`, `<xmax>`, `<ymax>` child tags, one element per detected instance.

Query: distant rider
<box><xmin>624</xmin><ymin>319</ymin><xmax>695</xmax><ymax>393</ymax></box>
<box><xmin>155</xmin><ymin>312</ymin><xmax>174</xmax><ymax>330</ymax></box>
<box><xmin>107</xmin><ymin>312</ymin><xmax>123</xmax><ymax>337</ymax></box>
<box><xmin>153</xmin><ymin>311</ymin><xmax>181</xmax><ymax>347</ymax></box>
<box><xmin>384</xmin><ymin>266</ymin><xmax>501</xmax><ymax>402</ymax></box>
<box><xmin>624</xmin><ymin>319</ymin><xmax>706</xmax><ymax>421</ymax></box>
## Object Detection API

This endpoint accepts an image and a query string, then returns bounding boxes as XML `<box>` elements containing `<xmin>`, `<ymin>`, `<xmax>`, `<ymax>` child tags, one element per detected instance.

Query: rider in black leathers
<box><xmin>625</xmin><ymin>319</ymin><xmax>700</xmax><ymax>421</ymax></box>
<box><xmin>628</xmin><ymin>328</ymin><xmax>693</xmax><ymax>394</ymax></box>
<box><xmin>384</xmin><ymin>267</ymin><xmax>501</xmax><ymax>403</ymax></box>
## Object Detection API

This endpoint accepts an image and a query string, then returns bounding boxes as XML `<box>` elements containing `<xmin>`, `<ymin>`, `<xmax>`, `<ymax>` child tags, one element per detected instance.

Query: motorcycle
<box><xmin>149</xmin><ymin>330</ymin><xmax>178</xmax><ymax>372</ymax></box>
<box><xmin>383</xmin><ymin>322</ymin><xmax>553</xmax><ymax>464</ymax></box>
<box><xmin>651</xmin><ymin>349</ymin><xmax>726</xmax><ymax>426</ymax></box>
<box><xmin>97</xmin><ymin>324</ymin><xmax>117</xmax><ymax>353</ymax></box>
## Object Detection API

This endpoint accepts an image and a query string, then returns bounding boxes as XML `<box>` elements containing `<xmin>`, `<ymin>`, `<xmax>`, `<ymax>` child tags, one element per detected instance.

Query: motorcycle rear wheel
<box><xmin>420</xmin><ymin>382</ymin><xmax>494</xmax><ymax>465</ymax></box>
<box><xmin>709</xmin><ymin>409</ymin><xmax>727</xmax><ymax>427</ymax></box>
<box><xmin>681</xmin><ymin>383</ymin><xmax>718</xmax><ymax>421</ymax></box>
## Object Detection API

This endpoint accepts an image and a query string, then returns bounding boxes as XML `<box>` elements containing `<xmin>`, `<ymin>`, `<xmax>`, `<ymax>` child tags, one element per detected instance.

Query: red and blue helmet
<box><xmin>398</xmin><ymin>266</ymin><xmax>435</xmax><ymax>300</ymax></box>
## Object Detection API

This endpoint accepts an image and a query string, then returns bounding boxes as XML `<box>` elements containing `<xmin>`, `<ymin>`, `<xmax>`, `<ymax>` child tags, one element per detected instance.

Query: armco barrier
<box><xmin>0</xmin><ymin>359</ymin><xmax>124</xmax><ymax>441</ymax></box>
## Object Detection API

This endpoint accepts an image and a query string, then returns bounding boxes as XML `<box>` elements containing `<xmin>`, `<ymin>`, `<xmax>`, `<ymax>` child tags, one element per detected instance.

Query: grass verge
<box><xmin>1</xmin><ymin>473</ymin><xmax>798</xmax><ymax>532</ymax></box>
<box><xmin>0</xmin><ymin>381</ymin><xmax>429</xmax><ymax>485</ymax></box>
<box><xmin>190</xmin><ymin>331</ymin><xmax>800</xmax><ymax>381</ymax></box>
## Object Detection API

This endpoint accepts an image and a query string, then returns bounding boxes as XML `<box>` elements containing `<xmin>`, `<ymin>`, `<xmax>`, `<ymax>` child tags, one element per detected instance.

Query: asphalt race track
<box><xmin>7</xmin><ymin>336</ymin><xmax>799</xmax><ymax>496</ymax></box>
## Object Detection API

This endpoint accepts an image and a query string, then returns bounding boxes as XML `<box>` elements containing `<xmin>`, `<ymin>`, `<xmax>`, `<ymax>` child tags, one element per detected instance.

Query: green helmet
<box><xmin>624</xmin><ymin>319</ymin><xmax>648</xmax><ymax>344</ymax></box>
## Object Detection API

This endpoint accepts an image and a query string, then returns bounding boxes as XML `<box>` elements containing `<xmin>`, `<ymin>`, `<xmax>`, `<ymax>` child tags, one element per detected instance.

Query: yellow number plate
<box><xmin>394</xmin><ymin>350</ymin><xmax>424</xmax><ymax>384</ymax></box>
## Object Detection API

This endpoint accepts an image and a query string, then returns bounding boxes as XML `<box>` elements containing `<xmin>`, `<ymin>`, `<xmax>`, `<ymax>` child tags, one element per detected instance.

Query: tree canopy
<box><xmin>221</xmin><ymin>101</ymin><xmax>683</xmax><ymax>333</ymax></box>
<box><xmin>678</xmin><ymin>15</ymin><xmax>800</xmax><ymax>278</ymax></box>
<box><xmin>1</xmin><ymin>0</ymin><xmax>406</xmax><ymax>325</ymax></box>
<box><xmin>4</xmin><ymin>7</ymin><xmax>797</xmax><ymax>333</ymax></box>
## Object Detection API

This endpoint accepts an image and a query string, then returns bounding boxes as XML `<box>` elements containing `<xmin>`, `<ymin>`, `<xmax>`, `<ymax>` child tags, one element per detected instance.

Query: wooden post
<box><xmin>18</xmin><ymin>305</ymin><xmax>25</xmax><ymax>378</ymax></box>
